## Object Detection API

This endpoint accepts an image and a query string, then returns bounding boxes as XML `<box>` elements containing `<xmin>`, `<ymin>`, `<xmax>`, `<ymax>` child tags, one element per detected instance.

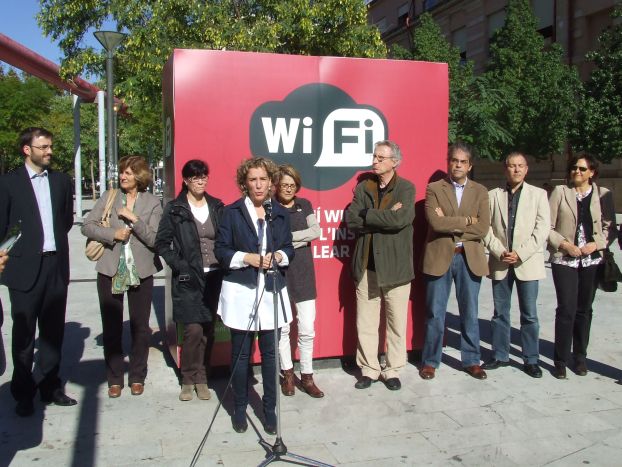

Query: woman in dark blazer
<box><xmin>548</xmin><ymin>154</ymin><xmax>617</xmax><ymax>379</ymax></box>
<box><xmin>155</xmin><ymin>160</ymin><xmax>224</xmax><ymax>402</ymax></box>
<box><xmin>215</xmin><ymin>157</ymin><xmax>294</xmax><ymax>435</ymax></box>
<box><xmin>82</xmin><ymin>156</ymin><xmax>162</xmax><ymax>398</ymax></box>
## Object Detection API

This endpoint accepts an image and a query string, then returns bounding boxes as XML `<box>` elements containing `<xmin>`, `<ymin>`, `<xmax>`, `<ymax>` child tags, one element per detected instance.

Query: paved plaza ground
<box><xmin>1</xmin><ymin>202</ymin><xmax>621</xmax><ymax>466</ymax></box>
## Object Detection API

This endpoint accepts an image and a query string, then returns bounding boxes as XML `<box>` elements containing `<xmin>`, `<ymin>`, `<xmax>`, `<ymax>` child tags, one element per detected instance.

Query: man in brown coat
<box><xmin>419</xmin><ymin>142</ymin><xmax>490</xmax><ymax>380</ymax></box>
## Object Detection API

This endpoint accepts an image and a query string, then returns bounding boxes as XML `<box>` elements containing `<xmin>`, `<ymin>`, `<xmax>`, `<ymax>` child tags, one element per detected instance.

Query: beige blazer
<box><xmin>423</xmin><ymin>178</ymin><xmax>490</xmax><ymax>277</ymax></box>
<box><xmin>82</xmin><ymin>190</ymin><xmax>163</xmax><ymax>278</ymax></box>
<box><xmin>485</xmin><ymin>182</ymin><xmax>550</xmax><ymax>281</ymax></box>
<box><xmin>548</xmin><ymin>183</ymin><xmax>617</xmax><ymax>260</ymax></box>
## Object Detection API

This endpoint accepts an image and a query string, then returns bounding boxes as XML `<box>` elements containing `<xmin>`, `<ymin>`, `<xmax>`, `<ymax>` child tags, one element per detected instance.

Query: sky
<box><xmin>1</xmin><ymin>0</ymin><xmax>115</xmax><ymax>71</ymax></box>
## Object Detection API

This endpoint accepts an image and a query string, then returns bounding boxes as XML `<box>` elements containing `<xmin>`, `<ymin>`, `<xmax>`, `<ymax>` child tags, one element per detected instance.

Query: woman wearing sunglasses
<box><xmin>548</xmin><ymin>154</ymin><xmax>617</xmax><ymax>379</ymax></box>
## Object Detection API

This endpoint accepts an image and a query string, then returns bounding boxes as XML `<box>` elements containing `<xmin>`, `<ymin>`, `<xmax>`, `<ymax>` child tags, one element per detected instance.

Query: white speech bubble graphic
<box><xmin>314</xmin><ymin>108</ymin><xmax>386</xmax><ymax>167</ymax></box>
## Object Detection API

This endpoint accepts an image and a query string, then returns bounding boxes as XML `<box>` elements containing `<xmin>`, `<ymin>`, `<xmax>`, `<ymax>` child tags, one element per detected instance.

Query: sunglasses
<box><xmin>571</xmin><ymin>165</ymin><xmax>589</xmax><ymax>173</ymax></box>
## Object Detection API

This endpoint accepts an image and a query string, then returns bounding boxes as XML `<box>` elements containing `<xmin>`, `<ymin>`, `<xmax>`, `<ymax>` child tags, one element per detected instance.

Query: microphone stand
<box><xmin>258</xmin><ymin>200</ymin><xmax>332</xmax><ymax>467</ymax></box>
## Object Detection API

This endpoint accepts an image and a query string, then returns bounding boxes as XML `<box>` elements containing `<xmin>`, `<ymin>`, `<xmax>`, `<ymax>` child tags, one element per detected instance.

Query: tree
<box><xmin>391</xmin><ymin>13</ymin><xmax>511</xmax><ymax>159</ymax></box>
<box><xmin>573</xmin><ymin>6</ymin><xmax>622</xmax><ymax>162</ymax></box>
<box><xmin>37</xmin><ymin>0</ymin><xmax>387</xmax><ymax>162</ymax></box>
<box><xmin>46</xmin><ymin>95</ymin><xmax>101</xmax><ymax>196</ymax></box>
<box><xmin>487</xmin><ymin>0</ymin><xmax>581</xmax><ymax>159</ymax></box>
<box><xmin>0</xmin><ymin>67</ymin><xmax>57</xmax><ymax>173</ymax></box>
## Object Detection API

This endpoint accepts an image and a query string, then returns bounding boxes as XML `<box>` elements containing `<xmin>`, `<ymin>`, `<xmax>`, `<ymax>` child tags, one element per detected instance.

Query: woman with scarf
<box><xmin>82</xmin><ymin>156</ymin><xmax>162</xmax><ymax>398</ymax></box>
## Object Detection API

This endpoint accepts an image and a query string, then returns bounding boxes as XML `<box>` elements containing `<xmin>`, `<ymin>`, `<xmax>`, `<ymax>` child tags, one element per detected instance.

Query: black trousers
<box><xmin>97</xmin><ymin>274</ymin><xmax>153</xmax><ymax>386</ymax></box>
<box><xmin>10</xmin><ymin>254</ymin><xmax>68</xmax><ymax>402</ymax></box>
<box><xmin>551</xmin><ymin>263</ymin><xmax>599</xmax><ymax>366</ymax></box>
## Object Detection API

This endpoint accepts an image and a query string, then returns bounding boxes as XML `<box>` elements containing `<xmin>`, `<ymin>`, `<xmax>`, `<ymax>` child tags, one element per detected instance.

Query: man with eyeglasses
<box><xmin>482</xmin><ymin>152</ymin><xmax>550</xmax><ymax>378</ymax></box>
<box><xmin>420</xmin><ymin>142</ymin><xmax>490</xmax><ymax>380</ymax></box>
<box><xmin>345</xmin><ymin>140</ymin><xmax>415</xmax><ymax>391</ymax></box>
<box><xmin>0</xmin><ymin>127</ymin><xmax>76</xmax><ymax>416</ymax></box>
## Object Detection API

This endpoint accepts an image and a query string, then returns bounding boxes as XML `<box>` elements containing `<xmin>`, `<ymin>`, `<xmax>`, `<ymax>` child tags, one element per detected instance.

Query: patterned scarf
<box><xmin>111</xmin><ymin>192</ymin><xmax>140</xmax><ymax>294</ymax></box>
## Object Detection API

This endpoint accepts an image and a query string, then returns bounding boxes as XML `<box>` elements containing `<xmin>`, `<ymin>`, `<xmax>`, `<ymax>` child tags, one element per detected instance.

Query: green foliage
<box><xmin>0</xmin><ymin>68</ymin><xmax>57</xmax><ymax>172</ymax></box>
<box><xmin>573</xmin><ymin>6</ymin><xmax>622</xmax><ymax>162</ymax></box>
<box><xmin>392</xmin><ymin>13</ymin><xmax>511</xmax><ymax>159</ymax></box>
<box><xmin>37</xmin><ymin>0</ymin><xmax>386</xmax><ymax>161</ymax></box>
<box><xmin>487</xmin><ymin>0</ymin><xmax>581</xmax><ymax>158</ymax></box>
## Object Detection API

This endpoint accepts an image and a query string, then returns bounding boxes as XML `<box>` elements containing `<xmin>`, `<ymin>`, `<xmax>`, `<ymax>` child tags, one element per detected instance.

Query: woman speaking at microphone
<box><xmin>215</xmin><ymin>157</ymin><xmax>294</xmax><ymax>435</ymax></box>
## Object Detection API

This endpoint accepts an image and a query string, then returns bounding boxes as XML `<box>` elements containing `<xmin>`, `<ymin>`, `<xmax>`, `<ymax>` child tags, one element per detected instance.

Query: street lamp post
<box><xmin>94</xmin><ymin>30</ymin><xmax>126</xmax><ymax>188</ymax></box>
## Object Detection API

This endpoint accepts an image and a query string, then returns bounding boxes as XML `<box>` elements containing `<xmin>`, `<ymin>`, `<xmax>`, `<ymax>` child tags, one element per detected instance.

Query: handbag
<box><xmin>85</xmin><ymin>189</ymin><xmax>118</xmax><ymax>261</ymax></box>
<box><xmin>597</xmin><ymin>249</ymin><xmax>622</xmax><ymax>292</ymax></box>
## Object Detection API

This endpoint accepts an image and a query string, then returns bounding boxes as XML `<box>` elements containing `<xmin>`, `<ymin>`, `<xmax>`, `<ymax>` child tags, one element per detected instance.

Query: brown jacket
<box><xmin>82</xmin><ymin>190</ymin><xmax>163</xmax><ymax>278</ymax></box>
<box><xmin>422</xmin><ymin>178</ymin><xmax>490</xmax><ymax>277</ymax></box>
<box><xmin>548</xmin><ymin>183</ymin><xmax>617</xmax><ymax>260</ymax></box>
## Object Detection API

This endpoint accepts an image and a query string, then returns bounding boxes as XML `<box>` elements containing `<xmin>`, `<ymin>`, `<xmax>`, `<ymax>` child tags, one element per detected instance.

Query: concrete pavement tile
<box><xmin>325</xmin><ymin>432</ymin><xmax>441</xmax><ymax>464</ymax></box>
<box><xmin>601</xmin><ymin>389</ymin><xmax>622</xmax><ymax>406</ymax></box>
<box><xmin>514</xmin><ymin>412</ymin><xmax>616</xmax><ymax>437</ymax></box>
<box><xmin>545</xmin><ymin>442</ymin><xmax>622</xmax><ymax>466</ymax></box>
<box><xmin>494</xmin><ymin>434</ymin><xmax>592</xmax><ymax>466</ymax></box>
<box><xmin>525</xmin><ymin>392</ymin><xmax>621</xmax><ymax>416</ymax></box>
<box><xmin>435</xmin><ymin>445</ymin><xmax>519</xmax><ymax>467</ymax></box>
<box><xmin>591</xmin><ymin>408</ymin><xmax>622</xmax><ymax>429</ymax></box>
<box><xmin>443</xmin><ymin>406</ymin><xmax>505</xmax><ymax>427</ymax></box>
<box><xmin>421</xmin><ymin>423</ymin><xmax>528</xmax><ymax>451</ymax></box>
<box><xmin>488</xmin><ymin>400</ymin><xmax>547</xmax><ymax>423</ymax></box>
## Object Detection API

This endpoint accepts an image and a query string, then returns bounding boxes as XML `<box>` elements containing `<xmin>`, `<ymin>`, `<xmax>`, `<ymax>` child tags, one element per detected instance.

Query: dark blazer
<box><xmin>0</xmin><ymin>166</ymin><xmax>73</xmax><ymax>291</ymax></box>
<box><xmin>155</xmin><ymin>191</ymin><xmax>224</xmax><ymax>323</ymax></box>
<box><xmin>215</xmin><ymin>197</ymin><xmax>294</xmax><ymax>291</ymax></box>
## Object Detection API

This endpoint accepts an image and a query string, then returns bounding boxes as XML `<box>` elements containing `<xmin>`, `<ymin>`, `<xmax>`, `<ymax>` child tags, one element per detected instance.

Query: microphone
<box><xmin>263</xmin><ymin>198</ymin><xmax>273</xmax><ymax>221</ymax></box>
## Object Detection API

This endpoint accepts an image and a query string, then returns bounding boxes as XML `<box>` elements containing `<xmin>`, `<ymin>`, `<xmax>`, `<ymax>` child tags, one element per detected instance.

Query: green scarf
<box><xmin>111</xmin><ymin>193</ymin><xmax>140</xmax><ymax>294</ymax></box>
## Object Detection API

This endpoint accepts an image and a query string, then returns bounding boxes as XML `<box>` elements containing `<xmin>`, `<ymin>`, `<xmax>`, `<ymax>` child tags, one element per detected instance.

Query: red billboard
<box><xmin>162</xmin><ymin>49</ymin><xmax>448</xmax><ymax>365</ymax></box>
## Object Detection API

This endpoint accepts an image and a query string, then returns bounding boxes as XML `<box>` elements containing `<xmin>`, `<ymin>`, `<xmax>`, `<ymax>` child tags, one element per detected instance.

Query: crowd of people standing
<box><xmin>0</xmin><ymin>128</ymin><xmax>620</xmax><ymax>435</ymax></box>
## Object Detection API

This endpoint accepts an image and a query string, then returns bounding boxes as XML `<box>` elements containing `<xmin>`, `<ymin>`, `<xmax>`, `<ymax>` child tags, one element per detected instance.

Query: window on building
<box><xmin>424</xmin><ymin>0</ymin><xmax>439</xmax><ymax>11</ymax></box>
<box><xmin>398</xmin><ymin>2</ymin><xmax>410</xmax><ymax>26</ymax></box>
<box><xmin>453</xmin><ymin>27</ymin><xmax>467</xmax><ymax>64</ymax></box>
<box><xmin>488</xmin><ymin>9</ymin><xmax>506</xmax><ymax>38</ymax></box>
<box><xmin>376</xmin><ymin>17</ymin><xmax>388</xmax><ymax>34</ymax></box>
<box><xmin>532</xmin><ymin>0</ymin><xmax>554</xmax><ymax>39</ymax></box>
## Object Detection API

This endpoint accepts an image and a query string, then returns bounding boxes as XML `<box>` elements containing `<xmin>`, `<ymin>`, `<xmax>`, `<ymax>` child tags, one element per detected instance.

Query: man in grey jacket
<box><xmin>345</xmin><ymin>140</ymin><xmax>415</xmax><ymax>391</ymax></box>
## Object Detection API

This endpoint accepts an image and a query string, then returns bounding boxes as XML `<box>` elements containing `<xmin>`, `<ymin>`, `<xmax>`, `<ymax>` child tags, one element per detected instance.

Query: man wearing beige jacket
<box><xmin>482</xmin><ymin>152</ymin><xmax>550</xmax><ymax>378</ymax></box>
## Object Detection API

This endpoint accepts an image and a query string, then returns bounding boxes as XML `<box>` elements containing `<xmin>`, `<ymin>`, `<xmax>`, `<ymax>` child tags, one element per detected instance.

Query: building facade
<box><xmin>366</xmin><ymin>0</ymin><xmax>620</xmax><ymax>78</ymax></box>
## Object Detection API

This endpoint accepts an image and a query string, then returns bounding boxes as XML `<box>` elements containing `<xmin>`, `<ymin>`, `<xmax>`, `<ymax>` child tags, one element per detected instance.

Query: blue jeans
<box><xmin>230</xmin><ymin>328</ymin><xmax>279</xmax><ymax>424</ymax></box>
<box><xmin>422</xmin><ymin>253</ymin><xmax>482</xmax><ymax>368</ymax></box>
<box><xmin>491</xmin><ymin>268</ymin><xmax>540</xmax><ymax>364</ymax></box>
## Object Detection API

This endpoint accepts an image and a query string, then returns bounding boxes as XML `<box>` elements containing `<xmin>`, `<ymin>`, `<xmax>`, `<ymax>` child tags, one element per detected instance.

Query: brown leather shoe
<box><xmin>419</xmin><ymin>365</ymin><xmax>436</xmax><ymax>380</ymax></box>
<box><xmin>281</xmin><ymin>369</ymin><xmax>295</xmax><ymax>396</ymax></box>
<box><xmin>130</xmin><ymin>383</ymin><xmax>144</xmax><ymax>396</ymax></box>
<box><xmin>299</xmin><ymin>373</ymin><xmax>324</xmax><ymax>398</ymax></box>
<box><xmin>464</xmin><ymin>365</ymin><xmax>487</xmax><ymax>380</ymax></box>
<box><xmin>108</xmin><ymin>385</ymin><xmax>122</xmax><ymax>398</ymax></box>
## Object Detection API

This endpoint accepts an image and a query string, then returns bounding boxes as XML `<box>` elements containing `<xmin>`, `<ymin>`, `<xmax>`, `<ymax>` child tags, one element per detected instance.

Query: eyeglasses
<box><xmin>279</xmin><ymin>183</ymin><xmax>297</xmax><ymax>191</ymax></box>
<box><xmin>188</xmin><ymin>176</ymin><xmax>208</xmax><ymax>184</ymax></box>
<box><xmin>372</xmin><ymin>154</ymin><xmax>394</xmax><ymax>162</ymax></box>
<box><xmin>571</xmin><ymin>165</ymin><xmax>589</xmax><ymax>173</ymax></box>
<box><xmin>30</xmin><ymin>144</ymin><xmax>53</xmax><ymax>151</ymax></box>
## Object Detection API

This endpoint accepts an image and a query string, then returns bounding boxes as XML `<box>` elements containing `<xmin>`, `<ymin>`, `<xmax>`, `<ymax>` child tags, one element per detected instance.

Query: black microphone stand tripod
<box><xmin>258</xmin><ymin>199</ymin><xmax>332</xmax><ymax>467</ymax></box>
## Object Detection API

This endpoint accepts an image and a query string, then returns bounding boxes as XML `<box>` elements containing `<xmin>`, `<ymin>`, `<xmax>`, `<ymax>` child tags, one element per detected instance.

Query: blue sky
<box><xmin>1</xmin><ymin>0</ymin><xmax>114</xmax><ymax>67</ymax></box>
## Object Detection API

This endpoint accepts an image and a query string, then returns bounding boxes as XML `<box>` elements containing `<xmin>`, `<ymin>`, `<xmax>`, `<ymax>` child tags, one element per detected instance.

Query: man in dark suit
<box><xmin>0</xmin><ymin>127</ymin><xmax>76</xmax><ymax>417</ymax></box>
